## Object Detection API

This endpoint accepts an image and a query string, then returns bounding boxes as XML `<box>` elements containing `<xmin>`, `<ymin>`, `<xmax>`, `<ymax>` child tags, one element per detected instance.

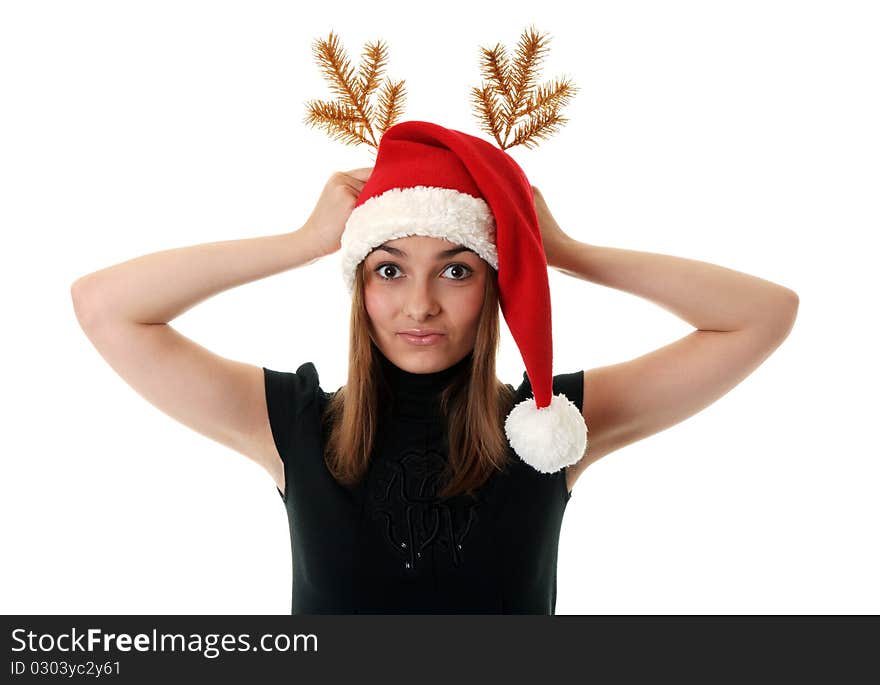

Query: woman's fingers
<box><xmin>344</xmin><ymin>168</ymin><xmax>373</xmax><ymax>195</ymax></box>
<box><xmin>346</xmin><ymin>167</ymin><xmax>374</xmax><ymax>181</ymax></box>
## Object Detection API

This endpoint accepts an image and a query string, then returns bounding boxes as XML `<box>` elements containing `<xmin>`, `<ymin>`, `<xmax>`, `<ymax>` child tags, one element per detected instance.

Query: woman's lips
<box><xmin>398</xmin><ymin>333</ymin><xmax>445</xmax><ymax>346</ymax></box>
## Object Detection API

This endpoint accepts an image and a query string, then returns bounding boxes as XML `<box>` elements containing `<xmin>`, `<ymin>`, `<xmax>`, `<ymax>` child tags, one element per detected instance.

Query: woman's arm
<box><xmin>69</xmin><ymin>227</ymin><xmax>328</xmax><ymax>493</ymax></box>
<box><xmin>71</xmin><ymin>164</ymin><xmax>372</xmax><ymax>325</ymax></box>
<box><xmin>533</xmin><ymin>187</ymin><xmax>798</xmax><ymax>334</ymax></box>
<box><xmin>552</xmin><ymin>240</ymin><xmax>798</xmax><ymax>335</ymax></box>
<box><xmin>532</xmin><ymin>187</ymin><xmax>799</xmax><ymax>486</ymax></box>
<box><xmin>70</xmin><ymin>169</ymin><xmax>371</xmax><ymax>494</ymax></box>
<box><xmin>71</xmin><ymin>228</ymin><xmax>325</xmax><ymax>327</ymax></box>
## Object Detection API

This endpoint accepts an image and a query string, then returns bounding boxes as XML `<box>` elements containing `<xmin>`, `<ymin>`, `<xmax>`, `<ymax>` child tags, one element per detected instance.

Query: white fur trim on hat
<box><xmin>504</xmin><ymin>393</ymin><xmax>589</xmax><ymax>474</ymax></box>
<box><xmin>340</xmin><ymin>186</ymin><xmax>498</xmax><ymax>294</ymax></box>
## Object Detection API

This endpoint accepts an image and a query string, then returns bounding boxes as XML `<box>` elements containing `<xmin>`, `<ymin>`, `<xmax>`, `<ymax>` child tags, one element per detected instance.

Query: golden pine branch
<box><xmin>304</xmin><ymin>31</ymin><xmax>407</xmax><ymax>150</ymax></box>
<box><xmin>472</xmin><ymin>25</ymin><xmax>578</xmax><ymax>150</ymax></box>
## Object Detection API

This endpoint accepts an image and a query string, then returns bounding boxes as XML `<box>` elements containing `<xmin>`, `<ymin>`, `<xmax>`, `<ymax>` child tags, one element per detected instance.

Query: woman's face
<box><xmin>363</xmin><ymin>235</ymin><xmax>488</xmax><ymax>373</ymax></box>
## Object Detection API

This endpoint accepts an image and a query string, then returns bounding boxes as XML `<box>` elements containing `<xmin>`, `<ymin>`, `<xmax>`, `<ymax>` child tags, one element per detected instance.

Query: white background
<box><xmin>1</xmin><ymin>0</ymin><xmax>877</xmax><ymax>614</ymax></box>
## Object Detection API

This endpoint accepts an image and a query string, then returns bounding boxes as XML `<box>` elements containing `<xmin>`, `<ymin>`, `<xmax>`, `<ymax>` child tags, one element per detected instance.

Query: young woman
<box><xmin>72</xmin><ymin>161</ymin><xmax>798</xmax><ymax>614</ymax></box>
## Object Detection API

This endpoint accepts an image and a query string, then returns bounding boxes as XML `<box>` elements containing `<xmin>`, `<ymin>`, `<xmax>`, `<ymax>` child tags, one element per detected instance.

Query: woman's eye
<box><xmin>375</xmin><ymin>263</ymin><xmax>402</xmax><ymax>280</ymax></box>
<box><xmin>442</xmin><ymin>263</ymin><xmax>474</xmax><ymax>280</ymax></box>
<box><xmin>373</xmin><ymin>263</ymin><xmax>474</xmax><ymax>281</ymax></box>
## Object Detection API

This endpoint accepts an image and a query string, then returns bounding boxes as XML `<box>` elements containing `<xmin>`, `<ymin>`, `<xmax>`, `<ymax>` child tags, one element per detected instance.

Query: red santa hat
<box><xmin>340</xmin><ymin>120</ymin><xmax>587</xmax><ymax>474</ymax></box>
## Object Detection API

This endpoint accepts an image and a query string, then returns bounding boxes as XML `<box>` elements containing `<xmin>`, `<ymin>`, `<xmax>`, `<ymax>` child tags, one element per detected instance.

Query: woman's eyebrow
<box><xmin>372</xmin><ymin>243</ymin><xmax>477</xmax><ymax>259</ymax></box>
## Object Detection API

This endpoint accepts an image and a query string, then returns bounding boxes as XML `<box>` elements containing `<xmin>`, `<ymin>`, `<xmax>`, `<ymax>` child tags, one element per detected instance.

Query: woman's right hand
<box><xmin>301</xmin><ymin>167</ymin><xmax>374</xmax><ymax>258</ymax></box>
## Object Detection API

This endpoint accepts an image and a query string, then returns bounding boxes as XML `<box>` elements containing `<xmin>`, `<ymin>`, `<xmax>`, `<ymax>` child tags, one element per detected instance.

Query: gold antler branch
<box><xmin>471</xmin><ymin>25</ymin><xmax>578</xmax><ymax>150</ymax></box>
<box><xmin>303</xmin><ymin>31</ymin><xmax>407</xmax><ymax>151</ymax></box>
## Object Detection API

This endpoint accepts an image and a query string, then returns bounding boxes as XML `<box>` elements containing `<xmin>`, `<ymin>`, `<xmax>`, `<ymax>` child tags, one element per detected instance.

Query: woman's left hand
<box><xmin>531</xmin><ymin>185</ymin><xmax>573</xmax><ymax>267</ymax></box>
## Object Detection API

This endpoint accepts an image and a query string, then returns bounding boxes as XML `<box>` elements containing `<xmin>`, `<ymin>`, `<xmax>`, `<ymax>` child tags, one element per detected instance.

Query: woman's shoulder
<box><xmin>262</xmin><ymin>361</ymin><xmax>326</xmax><ymax>419</ymax></box>
<box><xmin>508</xmin><ymin>368</ymin><xmax>585</xmax><ymax>412</ymax></box>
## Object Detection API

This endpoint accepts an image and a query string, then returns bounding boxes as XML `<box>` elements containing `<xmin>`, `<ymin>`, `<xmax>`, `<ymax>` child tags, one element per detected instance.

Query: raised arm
<box><xmin>531</xmin><ymin>187</ymin><xmax>799</xmax><ymax>493</ymax></box>
<box><xmin>70</xmin><ymin>169</ymin><xmax>371</xmax><ymax>493</ymax></box>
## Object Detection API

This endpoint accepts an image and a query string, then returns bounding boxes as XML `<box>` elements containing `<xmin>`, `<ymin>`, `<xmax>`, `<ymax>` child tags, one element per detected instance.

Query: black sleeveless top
<box><xmin>263</xmin><ymin>350</ymin><xmax>582</xmax><ymax>614</ymax></box>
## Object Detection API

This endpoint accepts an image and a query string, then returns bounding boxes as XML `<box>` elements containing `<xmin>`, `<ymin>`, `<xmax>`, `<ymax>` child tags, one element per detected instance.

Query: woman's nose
<box><xmin>403</xmin><ymin>277</ymin><xmax>440</xmax><ymax>318</ymax></box>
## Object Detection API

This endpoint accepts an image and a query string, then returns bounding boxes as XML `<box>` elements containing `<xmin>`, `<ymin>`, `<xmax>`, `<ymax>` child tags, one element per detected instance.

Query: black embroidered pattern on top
<box><xmin>371</xmin><ymin>447</ymin><xmax>481</xmax><ymax>574</ymax></box>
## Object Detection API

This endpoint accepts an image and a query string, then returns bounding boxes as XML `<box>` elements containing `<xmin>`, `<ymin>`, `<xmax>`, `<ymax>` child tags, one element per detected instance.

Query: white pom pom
<box><xmin>504</xmin><ymin>393</ymin><xmax>588</xmax><ymax>474</ymax></box>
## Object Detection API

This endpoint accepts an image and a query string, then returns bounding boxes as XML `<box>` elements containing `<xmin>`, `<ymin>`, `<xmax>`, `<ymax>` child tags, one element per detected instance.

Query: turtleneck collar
<box><xmin>377</xmin><ymin>347</ymin><xmax>473</xmax><ymax>420</ymax></box>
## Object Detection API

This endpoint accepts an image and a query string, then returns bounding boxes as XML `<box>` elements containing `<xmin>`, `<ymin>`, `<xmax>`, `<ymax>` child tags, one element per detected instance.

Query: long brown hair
<box><xmin>322</xmin><ymin>259</ymin><xmax>517</xmax><ymax>499</ymax></box>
